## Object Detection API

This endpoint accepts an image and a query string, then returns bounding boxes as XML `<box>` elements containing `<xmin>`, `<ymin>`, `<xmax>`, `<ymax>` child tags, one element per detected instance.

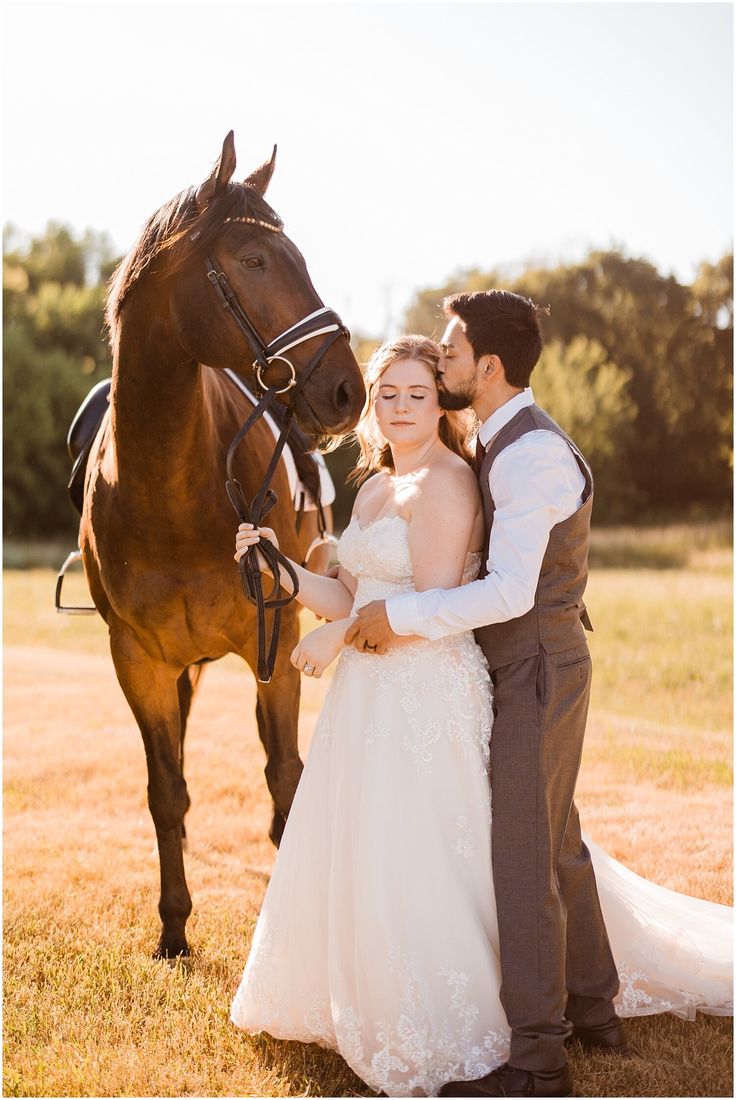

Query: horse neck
<box><xmin>110</xmin><ymin>286</ymin><xmax>212</xmax><ymax>494</ymax></box>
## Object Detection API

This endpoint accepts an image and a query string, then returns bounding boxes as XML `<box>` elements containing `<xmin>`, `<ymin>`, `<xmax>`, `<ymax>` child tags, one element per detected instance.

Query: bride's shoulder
<box><xmin>414</xmin><ymin>454</ymin><xmax>480</xmax><ymax>516</ymax></box>
<box><xmin>353</xmin><ymin>470</ymin><xmax>391</xmax><ymax>509</ymax></box>
<box><xmin>426</xmin><ymin>453</ymin><xmax>479</xmax><ymax>495</ymax></box>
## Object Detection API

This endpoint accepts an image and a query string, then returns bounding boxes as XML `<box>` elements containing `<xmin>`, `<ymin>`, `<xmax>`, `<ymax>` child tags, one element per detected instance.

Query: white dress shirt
<box><xmin>386</xmin><ymin>388</ymin><xmax>587</xmax><ymax>640</ymax></box>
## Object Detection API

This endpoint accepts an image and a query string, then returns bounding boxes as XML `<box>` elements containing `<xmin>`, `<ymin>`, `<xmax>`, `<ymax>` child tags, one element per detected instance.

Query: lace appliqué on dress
<box><xmin>339</xmin><ymin>949</ymin><xmax>509</xmax><ymax>1097</ymax></box>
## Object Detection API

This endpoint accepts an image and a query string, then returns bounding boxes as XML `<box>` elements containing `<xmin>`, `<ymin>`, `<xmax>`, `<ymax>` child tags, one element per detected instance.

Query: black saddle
<box><xmin>67</xmin><ymin>378</ymin><xmax>112</xmax><ymax>514</ymax></box>
<box><xmin>66</xmin><ymin>375</ymin><xmax>323</xmax><ymax>517</ymax></box>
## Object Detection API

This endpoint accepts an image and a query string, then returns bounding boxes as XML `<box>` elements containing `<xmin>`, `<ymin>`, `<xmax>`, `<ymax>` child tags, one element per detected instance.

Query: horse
<box><xmin>80</xmin><ymin>132</ymin><xmax>365</xmax><ymax>958</ymax></box>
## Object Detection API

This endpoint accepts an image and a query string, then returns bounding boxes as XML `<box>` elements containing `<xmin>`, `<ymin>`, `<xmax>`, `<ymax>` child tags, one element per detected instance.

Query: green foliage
<box><xmin>533</xmin><ymin>337</ymin><xmax>639</xmax><ymax>519</ymax></box>
<box><xmin>2</xmin><ymin>222</ymin><xmax>732</xmax><ymax>538</ymax></box>
<box><xmin>403</xmin><ymin>249</ymin><xmax>733</xmax><ymax>521</ymax></box>
<box><xmin>3</xmin><ymin>223</ymin><xmax>116</xmax><ymax>538</ymax></box>
<box><xmin>3</xmin><ymin>222</ymin><xmax>117</xmax><ymax>291</ymax></box>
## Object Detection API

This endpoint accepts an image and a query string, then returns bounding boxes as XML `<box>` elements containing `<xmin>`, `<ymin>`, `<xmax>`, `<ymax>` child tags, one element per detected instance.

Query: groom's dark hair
<box><xmin>443</xmin><ymin>290</ymin><xmax>549</xmax><ymax>388</ymax></box>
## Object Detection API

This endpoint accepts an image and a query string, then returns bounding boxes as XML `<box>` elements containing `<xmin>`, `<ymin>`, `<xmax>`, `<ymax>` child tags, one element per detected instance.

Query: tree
<box><xmin>515</xmin><ymin>251</ymin><xmax>733</xmax><ymax>512</ymax></box>
<box><xmin>403</xmin><ymin>249</ymin><xmax>733</xmax><ymax>520</ymax></box>
<box><xmin>532</xmin><ymin>338</ymin><xmax>638</xmax><ymax>519</ymax></box>
<box><xmin>3</xmin><ymin>224</ymin><xmax>117</xmax><ymax>539</ymax></box>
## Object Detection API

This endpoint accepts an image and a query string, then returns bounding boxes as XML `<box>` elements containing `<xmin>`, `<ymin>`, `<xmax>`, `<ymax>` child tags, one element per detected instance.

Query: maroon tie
<box><xmin>474</xmin><ymin>436</ymin><xmax>486</xmax><ymax>477</ymax></box>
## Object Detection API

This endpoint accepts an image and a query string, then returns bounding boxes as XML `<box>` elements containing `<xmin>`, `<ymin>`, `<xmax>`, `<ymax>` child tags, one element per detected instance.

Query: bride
<box><xmin>230</xmin><ymin>335</ymin><xmax>732</xmax><ymax>1098</ymax></box>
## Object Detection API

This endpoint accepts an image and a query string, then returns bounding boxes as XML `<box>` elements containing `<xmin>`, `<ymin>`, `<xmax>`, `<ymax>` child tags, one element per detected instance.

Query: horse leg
<box><xmin>254</xmin><ymin>696</ymin><xmax>281</xmax><ymax>844</ymax></box>
<box><xmin>252</xmin><ymin>699</ymin><xmax>287</xmax><ymax>845</ymax></box>
<box><xmin>110</xmin><ymin>628</ymin><xmax>192</xmax><ymax>958</ymax></box>
<box><xmin>245</xmin><ymin>622</ymin><xmax>304</xmax><ymax>847</ymax></box>
<box><xmin>176</xmin><ymin>663</ymin><xmax>206</xmax><ymax>844</ymax></box>
<box><xmin>255</xmin><ymin>676</ymin><xmax>304</xmax><ymax>847</ymax></box>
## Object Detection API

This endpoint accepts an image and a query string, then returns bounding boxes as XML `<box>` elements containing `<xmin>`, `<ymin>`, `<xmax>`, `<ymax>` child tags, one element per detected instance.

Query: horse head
<box><xmin>108</xmin><ymin>132</ymin><xmax>366</xmax><ymax>436</ymax></box>
<box><xmin>175</xmin><ymin>132</ymin><xmax>366</xmax><ymax>435</ymax></box>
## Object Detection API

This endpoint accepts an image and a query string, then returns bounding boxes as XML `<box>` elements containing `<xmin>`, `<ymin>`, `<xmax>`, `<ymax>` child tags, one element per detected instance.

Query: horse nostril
<box><xmin>334</xmin><ymin>378</ymin><xmax>352</xmax><ymax>412</ymax></box>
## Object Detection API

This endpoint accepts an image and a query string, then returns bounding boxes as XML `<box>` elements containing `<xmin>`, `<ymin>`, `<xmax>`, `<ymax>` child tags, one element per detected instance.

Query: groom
<box><xmin>345</xmin><ymin>290</ymin><xmax>629</xmax><ymax>1097</ymax></box>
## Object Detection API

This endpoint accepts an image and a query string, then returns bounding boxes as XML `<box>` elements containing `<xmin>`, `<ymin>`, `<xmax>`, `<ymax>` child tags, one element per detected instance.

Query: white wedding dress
<box><xmin>231</xmin><ymin>515</ymin><xmax>733</xmax><ymax>1097</ymax></box>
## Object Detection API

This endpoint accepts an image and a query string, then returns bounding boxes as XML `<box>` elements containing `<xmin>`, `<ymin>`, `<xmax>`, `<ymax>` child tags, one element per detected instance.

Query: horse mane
<box><xmin>105</xmin><ymin>182</ymin><xmax>282</xmax><ymax>345</ymax></box>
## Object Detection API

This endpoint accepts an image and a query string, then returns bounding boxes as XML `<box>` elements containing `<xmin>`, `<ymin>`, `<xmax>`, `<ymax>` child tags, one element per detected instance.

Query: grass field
<box><xmin>3</xmin><ymin>522</ymin><xmax>733</xmax><ymax>1097</ymax></box>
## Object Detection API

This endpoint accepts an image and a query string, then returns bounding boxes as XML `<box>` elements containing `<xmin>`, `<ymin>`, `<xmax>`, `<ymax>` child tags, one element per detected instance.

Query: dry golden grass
<box><xmin>3</xmin><ymin>551</ymin><xmax>733</xmax><ymax>1098</ymax></box>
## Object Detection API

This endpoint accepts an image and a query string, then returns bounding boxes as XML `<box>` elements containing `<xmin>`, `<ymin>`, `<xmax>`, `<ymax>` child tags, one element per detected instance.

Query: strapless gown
<box><xmin>231</xmin><ymin>515</ymin><xmax>733</xmax><ymax>1097</ymax></box>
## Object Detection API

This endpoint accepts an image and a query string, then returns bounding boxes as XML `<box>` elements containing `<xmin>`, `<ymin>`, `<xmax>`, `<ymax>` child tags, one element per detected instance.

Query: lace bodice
<box><xmin>338</xmin><ymin>514</ymin><xmax>483</xmax><ymax>612</ymax></box>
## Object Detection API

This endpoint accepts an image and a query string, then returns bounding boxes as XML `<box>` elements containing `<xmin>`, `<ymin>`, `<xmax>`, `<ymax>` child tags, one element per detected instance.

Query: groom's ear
<box><xmin>482</xmin><ymin>354</ymin><xmax>504</xmax><ymax>380</ymax></box>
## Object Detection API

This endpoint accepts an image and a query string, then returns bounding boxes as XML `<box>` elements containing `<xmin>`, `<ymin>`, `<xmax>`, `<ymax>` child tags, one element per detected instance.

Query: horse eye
<box><xmin>241</xmin><ymin>255</ymin><xmax>264</xmax><ymax>269</ymax></box>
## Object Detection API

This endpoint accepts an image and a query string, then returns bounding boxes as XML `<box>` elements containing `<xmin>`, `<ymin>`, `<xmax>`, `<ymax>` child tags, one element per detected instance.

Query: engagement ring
<box><xmin>303</xmin><ymin>663</ymin><xmax>315</xmax><ymax>674</ymax></box>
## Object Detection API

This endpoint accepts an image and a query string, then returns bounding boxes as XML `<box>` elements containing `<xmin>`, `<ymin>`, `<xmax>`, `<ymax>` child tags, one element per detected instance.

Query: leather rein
<box><xmin>203</xmin><ymin>219</ymin><xmax>349</xmax><ymax>684</ymax></box>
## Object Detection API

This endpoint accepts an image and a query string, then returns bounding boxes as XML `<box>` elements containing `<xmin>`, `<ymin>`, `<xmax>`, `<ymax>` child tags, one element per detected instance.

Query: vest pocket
<box><xmin>549</xmin><ymin>645</ymin><xmax>590</xmax><ymax>671</ymax></box>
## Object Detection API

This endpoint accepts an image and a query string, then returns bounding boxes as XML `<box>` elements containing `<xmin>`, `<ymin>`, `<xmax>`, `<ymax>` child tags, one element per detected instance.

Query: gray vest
<box><xmin>474</xmin><ymin>404</ymin><xmax>593</xmax><ymax>673</ymax></box>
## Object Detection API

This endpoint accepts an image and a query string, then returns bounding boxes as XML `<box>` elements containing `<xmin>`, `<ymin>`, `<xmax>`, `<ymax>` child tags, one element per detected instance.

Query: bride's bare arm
<box><xmin>407</xmin><ymin>461</ymin><xmax>482</xmax><ymax>591</ymax></box>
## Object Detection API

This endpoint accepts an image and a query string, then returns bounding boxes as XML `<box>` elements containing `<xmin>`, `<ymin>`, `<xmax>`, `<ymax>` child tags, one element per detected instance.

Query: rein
<box><xmin>204</xmin><ymin>235</ymin><xmax>349</xmax><ymax>683</ymax></box>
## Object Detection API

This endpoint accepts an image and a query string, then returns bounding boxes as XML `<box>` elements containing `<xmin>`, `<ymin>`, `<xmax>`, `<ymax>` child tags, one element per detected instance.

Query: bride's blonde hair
<box><xmin>349</xmin><ymin>335</ymin><xmax>476</xmax><ymax>485</ymax></box>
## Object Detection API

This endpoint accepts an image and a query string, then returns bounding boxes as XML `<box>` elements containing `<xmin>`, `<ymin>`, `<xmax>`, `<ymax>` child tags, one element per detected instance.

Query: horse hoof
<box><xmin>153</xmin><ymin>940</ymin><xmax>190</xmax><ymax>962</ymax></box>
<box><xmin>269</xmin><ymin>810</ymin><xmax>287</xmax><ymax>848</ymax></box>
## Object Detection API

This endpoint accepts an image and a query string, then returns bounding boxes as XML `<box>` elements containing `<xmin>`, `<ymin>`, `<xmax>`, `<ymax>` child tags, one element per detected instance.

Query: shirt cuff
<box><xmin>386</xmin><ymin>592</ymin><xmax>422</xmax><ymax>636</ymax></box>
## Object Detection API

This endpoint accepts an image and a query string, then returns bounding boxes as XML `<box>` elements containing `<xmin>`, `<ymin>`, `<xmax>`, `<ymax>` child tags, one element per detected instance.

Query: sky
<box><xmin>3</xmin><ymin>0</ymin><xmax>733</xmax><ymax>336</ymax></box>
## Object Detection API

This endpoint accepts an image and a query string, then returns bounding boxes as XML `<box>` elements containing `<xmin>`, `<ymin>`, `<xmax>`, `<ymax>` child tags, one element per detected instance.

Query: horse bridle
<box><xmin>203</xmin><ymin>215</ymin><xmax>350</xmax><ymax>683</ymax></box>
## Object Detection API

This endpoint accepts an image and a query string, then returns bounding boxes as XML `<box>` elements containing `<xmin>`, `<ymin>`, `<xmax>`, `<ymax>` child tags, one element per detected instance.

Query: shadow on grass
<box><xmin>251</xmin><ymin>1013</ymin><xmax>733</xmax><ymax>1098</ymax></box>
<box><xmin>252</xmin><ymin>1033</ymin><xmax>378</xmax><ymax>1097</ymax></box>
<box><xmin>571</xmin><ymin>1012</ymin><xmax>733</xmax><ymax>1098</ymax></box>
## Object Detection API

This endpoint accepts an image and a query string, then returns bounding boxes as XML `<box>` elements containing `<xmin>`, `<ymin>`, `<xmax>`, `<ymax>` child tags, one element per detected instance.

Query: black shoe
<box><xmin>438</xmin><ymin>1062</ymin><xmax>574</xmax><ymax>1097</ymax></box>
<box><xmin>569</xmin><ymin>1015</ymin><xmax>635</xmax><ymax>1057</ymax></box>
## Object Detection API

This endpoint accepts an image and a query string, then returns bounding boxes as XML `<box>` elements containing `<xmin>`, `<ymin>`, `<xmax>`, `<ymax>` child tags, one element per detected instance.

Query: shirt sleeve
<box><xmin>386</xmin><ymin>432</ymin><xmax>586</xmax><ymax>640</ymax></box>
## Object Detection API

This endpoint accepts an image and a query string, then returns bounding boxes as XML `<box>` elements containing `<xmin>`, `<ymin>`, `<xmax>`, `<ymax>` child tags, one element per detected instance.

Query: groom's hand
<box><xmin>344</xmin><ymin>600</ymin><xmax>397</xmax><ymax>655</ymax></box>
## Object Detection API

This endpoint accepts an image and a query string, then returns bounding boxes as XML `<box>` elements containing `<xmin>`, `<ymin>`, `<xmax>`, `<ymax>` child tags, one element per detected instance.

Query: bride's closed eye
<box><xmin>379</xmin><ymin>394</ymin><xmax>425</xmax><ymax>401</ymax></box>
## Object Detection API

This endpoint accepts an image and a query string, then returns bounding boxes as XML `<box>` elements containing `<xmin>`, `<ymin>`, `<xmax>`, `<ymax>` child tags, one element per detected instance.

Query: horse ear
<box><xmin>195</xmin><ymin>131</ymin><xmax>237</xmax><ymax>209</ymax></box>
<box><xmin>244</xmin><ymin>145</ymin><xmax>277</xmax><ymax>196</ymax></box>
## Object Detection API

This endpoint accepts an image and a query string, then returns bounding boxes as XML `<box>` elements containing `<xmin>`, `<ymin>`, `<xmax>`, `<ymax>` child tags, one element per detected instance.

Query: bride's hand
<box><xmin>234</xmin><ymin>523</ymin><xmax>280</xmax><ymax>566</ymax></box>
<box><xmin>290</xmin><ymin>619</ymin><xmax>351</xmax><ymax>679</ymax></box>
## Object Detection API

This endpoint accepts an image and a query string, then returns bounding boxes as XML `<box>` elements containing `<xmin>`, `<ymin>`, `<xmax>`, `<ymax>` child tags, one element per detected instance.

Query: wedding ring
<box><xmin>364</xmin><ymin>642</ymin><xmax>377</xmax><ymax>651</ymax></box>
<box><xmin>303</xmin><ymin>663</ymin><xmax>315</xmax><ymax>675</ymax></box>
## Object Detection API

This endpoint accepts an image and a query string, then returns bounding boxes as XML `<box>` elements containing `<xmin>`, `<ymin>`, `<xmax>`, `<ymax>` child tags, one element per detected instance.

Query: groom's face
<box><xmin>436</xmin><ymin>317</ymin><xmax>479</xmax><ymax>411</ymax></box>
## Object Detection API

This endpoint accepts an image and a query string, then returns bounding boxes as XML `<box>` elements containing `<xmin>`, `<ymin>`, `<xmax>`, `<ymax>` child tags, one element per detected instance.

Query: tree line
<box><xmin>4</xmin><ymin>224</ymin><xmax>118</xmax><ymax>539</ymax></box>
<box><xmin>400</xmin><ymin>250</ymin><xmax>733</xmax><ymax>523</ymax></box>
<box><xmin>3</xmin><ymin>223</ymin><xmax>732</xmax><ymax>542</ymax></box>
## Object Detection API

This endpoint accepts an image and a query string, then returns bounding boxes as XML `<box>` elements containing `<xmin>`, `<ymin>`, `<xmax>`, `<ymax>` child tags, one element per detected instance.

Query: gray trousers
<box><xmin>489</xmin><ymin>644</ymin><xmax>620</xmax><ymax>1073</ymax></box>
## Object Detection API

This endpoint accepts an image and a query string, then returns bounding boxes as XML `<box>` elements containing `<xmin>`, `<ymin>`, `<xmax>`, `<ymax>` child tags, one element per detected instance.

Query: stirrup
<box><xmin>302</xmin><ymin>532</ymin><xmax>339</xmax><ymax>568</ymax></box>
<box><xmin>55</xmin><ymin>550</ymin><xmax>98</xmax><ymax>615</ymax></box>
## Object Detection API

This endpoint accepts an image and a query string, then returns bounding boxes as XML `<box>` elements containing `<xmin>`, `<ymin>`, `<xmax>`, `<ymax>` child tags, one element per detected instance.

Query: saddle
<box><xmin>66</xmin><ymin>375</ymin><xmax>324</xmax><ymax>517</ymax></box>
<box><xmin>67</xmin><ymin>379</ymin><xmax>112</xmax><ymax>513</ymax></box>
